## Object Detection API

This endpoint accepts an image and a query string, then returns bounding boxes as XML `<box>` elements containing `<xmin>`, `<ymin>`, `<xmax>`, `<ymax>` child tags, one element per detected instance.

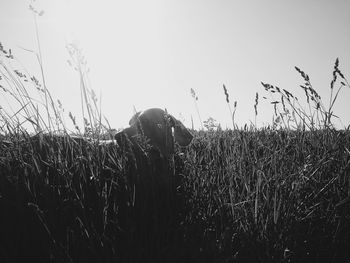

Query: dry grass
<box><xmin>1</xmin><ymin>38</ymin><xmax>350</xmax><ymax>263</ymax></box>
<box><xmin>183</xmin><ymin>128</ymin><xmax>350</xmax><ymax>262</ymax></box>
<box><xmin>260</xmin><ymin>59</ymin><xmax>349</xmax><ymax>130</ymax></box>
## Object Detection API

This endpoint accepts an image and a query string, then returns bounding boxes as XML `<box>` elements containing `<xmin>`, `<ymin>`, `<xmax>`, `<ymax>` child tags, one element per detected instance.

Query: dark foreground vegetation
<box><xmin>1</xmin><ymin>128</ymin><xmax>350</xmax><ymax>263</ymax></box>
<box><xmin>1</xmin><ymin>38</ymin><xmax>350</xmax><ymax>262</ymax></box>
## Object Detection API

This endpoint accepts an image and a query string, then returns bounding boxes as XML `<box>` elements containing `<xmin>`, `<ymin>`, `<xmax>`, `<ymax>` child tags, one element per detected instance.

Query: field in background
<box><xmin>1</xmin><ymin>39</ymin><xmax>350</xmax><ymax>263</ymax></box>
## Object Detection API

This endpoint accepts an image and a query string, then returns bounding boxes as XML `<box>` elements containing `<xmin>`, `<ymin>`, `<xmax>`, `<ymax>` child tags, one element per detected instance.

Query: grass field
<box><xmin>1</xmin><ymin>43</ymin><xmax>350</xmax><ymax>262</ymax></box>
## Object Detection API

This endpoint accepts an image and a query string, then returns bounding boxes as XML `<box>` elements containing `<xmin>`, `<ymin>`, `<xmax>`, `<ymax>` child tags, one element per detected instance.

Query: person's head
<box><xmin>119</xmin><ymin>108</ymin><xmax>193</xmax><ymax>158</ymax></box>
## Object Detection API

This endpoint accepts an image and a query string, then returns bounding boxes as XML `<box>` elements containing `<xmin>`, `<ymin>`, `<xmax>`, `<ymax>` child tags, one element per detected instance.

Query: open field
<box><xmin>1</xmin><ymin>40</ymin><xmax>350</xmax><ymax>262</ymax></box>
<box><xmin>1</xmin><ymin>128</ymin><xmax>350</xmax><ymax>263</ymax></box>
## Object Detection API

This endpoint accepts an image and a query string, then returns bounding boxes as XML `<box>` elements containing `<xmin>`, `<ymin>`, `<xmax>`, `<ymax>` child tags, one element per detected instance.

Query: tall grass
<box><xmin>0</xmin><ymin>38</ymin><xmax>186</xmax><ymax>262</ymax></box>
<box><xmin>0</xmin><ymin>42</ymin><xmax>62</xmax><ymax>133</ymax></box>
<box><xmin>223</xmin><ymin>84</ymin><xmax>237</xmax><ymax>129</ymax></box>
<box><xmin>261</xmin><ymin>58</ymin><xmax>349</xmax><ymax>130</ymax></box>
<box><xmin>1</xmin><ymin>11</ymin><xmax>350</xmax><ymax>261</ymax></box>
<box><xmin>182</xmin><ymin>128</ymin><xmax>350</xmax><ymax>262</ymax></box>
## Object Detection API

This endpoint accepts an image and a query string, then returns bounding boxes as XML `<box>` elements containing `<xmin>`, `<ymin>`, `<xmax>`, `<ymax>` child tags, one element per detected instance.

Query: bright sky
<box><xmin>1</xmin><ymin>0</ymin><xmax>350</xmax><ymax>130</ymax></box>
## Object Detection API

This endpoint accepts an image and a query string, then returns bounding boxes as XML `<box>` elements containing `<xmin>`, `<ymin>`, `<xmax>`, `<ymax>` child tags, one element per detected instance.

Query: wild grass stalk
<box><xmin>0</xmin><ymin>45</ymin><xmax>51</xmax><ymax>132</ymax></box>
<box><xmin>261</xmin><ymin>58</ymin><xmax>349</xmax><ymax>130</ymax></box>
<box><xmin>254</xmin><ymin>92</ymin><xmax>258</xmax><ymax>127</ymax></box>
<box><xmin>222</xmin><ymin>84</ymin><xmax>237</xmax><ymax>129</ymax></box>
<box><xmin>1</xmin><ymin>6</ymin><xmax>350</xmax><ymax>260</ymax></box>
<box><xmin>190</xmin><ymin>88</ymin><xmax>203</xmax><ymax>129</ymax></box>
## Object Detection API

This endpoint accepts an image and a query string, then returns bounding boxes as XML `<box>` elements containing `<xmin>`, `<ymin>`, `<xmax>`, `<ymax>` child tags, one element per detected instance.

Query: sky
<box><xmin>0</xmin><ymin>0</ymin><xmax>349</xmax><ymax>131</ymax></box>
